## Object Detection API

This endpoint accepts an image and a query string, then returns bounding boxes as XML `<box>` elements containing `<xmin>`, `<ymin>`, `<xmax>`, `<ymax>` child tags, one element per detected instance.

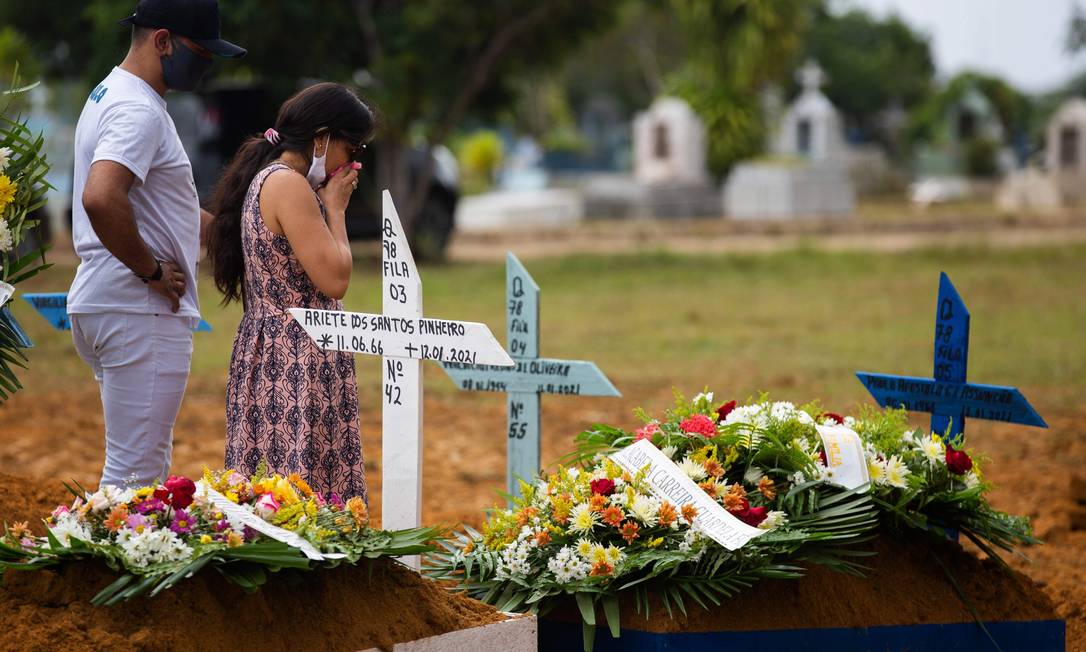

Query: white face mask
<box><xmin>305</xmin><ymin>133</ymin><xmax>331</xmax><ymax>189</ymax></box>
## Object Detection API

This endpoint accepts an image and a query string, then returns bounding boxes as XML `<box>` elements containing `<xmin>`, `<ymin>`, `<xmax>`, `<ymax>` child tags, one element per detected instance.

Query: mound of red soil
<box><xmin>0</xmin><ymin>474</ymin><xmax>504</xmax><ymax>652</ymax></box>
<box><xmin>548</xmin><ymin>533</ymin><xmax>1060</xmax><ymax>636</ymax></box>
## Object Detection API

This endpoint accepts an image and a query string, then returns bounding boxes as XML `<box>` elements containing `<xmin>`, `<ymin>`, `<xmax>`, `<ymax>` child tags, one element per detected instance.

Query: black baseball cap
<box><xmin>119</xmin><ymin>0</ymin><xmax>246</xmax><ymax>59</ymax></box>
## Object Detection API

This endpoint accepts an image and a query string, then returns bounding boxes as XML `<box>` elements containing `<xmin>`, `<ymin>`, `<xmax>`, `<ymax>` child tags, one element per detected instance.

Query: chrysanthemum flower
<box><xmin>0</xmin><ymin>174</ymin><xmax>16</xmax><ymax>211</ymax></box>
<box><xmin>758</xmin><ymin>476</ymin><xmax>777</xmax><ymax>500</ymax></box>
<box><xmin>620</xmin><ymin>520</ymin><xmax>640</xmax><ymax>544</ymax></box>
<box><xmin>601</xmin><ymin>505</ymin><xmax>624</xmax><ymax>527</ymax></box>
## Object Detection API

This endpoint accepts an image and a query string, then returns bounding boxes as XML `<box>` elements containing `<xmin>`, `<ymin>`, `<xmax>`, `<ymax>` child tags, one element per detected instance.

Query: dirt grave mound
<box><xmin>0</xmin><ymin>474</ymin><xmax>504</xmax><ymax>652</ymax></box>
<box><xmin>548</xmin><ymin>532</ymin><xmax>1059</xmax><ymax>634</ymax></box>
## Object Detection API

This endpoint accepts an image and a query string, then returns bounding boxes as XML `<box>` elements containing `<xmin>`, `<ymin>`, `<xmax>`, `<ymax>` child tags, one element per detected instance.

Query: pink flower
<box><xmin>254</xmin><ymin>493</ymin><xmax>281</xmax><ymax>518</ymax></box>
<box><xmin>136</xmin><ymin>498</ymin><xmax>167</xmax><ymax>515</ymax></box>
<box><xmin>680</xmin><ymin>414</ymin><xmax>717</xmax><ymax>438</ymax></box>
<box><xmin>126</xmin><ymin>514</ymin><xmax>150</xmax><ymax>533</ymax></box>
<box><xmin>169</xmin><ymin>509</ymin><xmax>195</xmax><ymax>535</ymax></box>
<box><xmin>50</xmin><ymin>505</ymin><xmax>70</xmax><ymax>520</ymax></box>
<box><xmin>635</xmin><ymin>423</ymin><xmax>661</xmax><ymax>442</ymax></box>
<box><xmin>326</xmin><ymin>493</ymin><xmax>344</xmax><ymax>509</ymax></box>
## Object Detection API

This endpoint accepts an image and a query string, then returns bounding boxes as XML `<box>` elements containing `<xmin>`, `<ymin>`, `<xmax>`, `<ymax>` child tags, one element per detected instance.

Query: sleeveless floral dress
<box><xmin>224</xmin><ymin>163</ymin><xmax>367</xmax><ymax>500</ymax></box>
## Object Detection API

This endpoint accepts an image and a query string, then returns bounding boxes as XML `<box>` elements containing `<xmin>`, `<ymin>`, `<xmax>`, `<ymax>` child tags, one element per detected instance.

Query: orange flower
<box><xmin>463</xmin><ymin>539</ymin><xmax>475</xmax><ymax>553</ymax></box>
<box><xmin>535</xmin><ymin>530</ymin><xmax>552</xmax><ymax>546</ymax></box>
<box><xmin>601</xmin><ymin>506</ymin><xmax>624</xmax><ymax>527</ymax></box>
<box><xmin>698</xmin><ymin>481</ymin><xmax>719</xmax><ymax>498</ymax></box>
<box><xmin>758</xmin><ymin>476</ymin><xmax>777</xmax><ymax>500</ymax></box>
<box><xmin>590</xmin><ymin>560</ymin><xmax>614</xmax><ymax>577</ymax></box>
<box><xmin>516</xmin><ymin>507</ymin><xmax>539</xmax><ymax>527</ymax></box>
<box><xmin>723</xmin><ymin>485</ymin><xmax>747</xmax><ymax>511</ymax></box>
<box><xmin>288</xmin><ymin>473</ymin><xmax>314</xmax><ymax>498</ymax></box>
<box><xmin>620</xmin><ymin>520</ymin><xmax>640</xmax><ymax>544</ymax></box>
<box><xmin>681</xmin><ymin>504</ymin><xmax>699</xmax><ymax>523</ymax></box>
<box><xmin>345</xmin><ymin>496</ymin><xmax>369</xmax><ymax>528</ymax></box>
<box><xmin>589</xmin><ymin>494</ymin><xmax>608</xmax><ymax>513</ymax></box>
<box><xmin>104</xmin><ymin>505</ymin><xmax>129</xmax><ymax>533</ymax></box>
<box><xmin>7</xmin><ymin>521</ymin><xmax>29</xmax><ymax>541</ymax></box>
<box><xmin>703</xmin><ymin>458</ymin><xmax>725</xmax><ymax>479</ymax></box>
<box><xmin>658</xmin><ymin>501</ymin><xmax>678</xmax><ymax>527</ymax></box>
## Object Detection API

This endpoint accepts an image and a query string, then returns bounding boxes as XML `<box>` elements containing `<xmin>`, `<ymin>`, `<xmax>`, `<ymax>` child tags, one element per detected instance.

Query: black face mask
<box><xmin>161</xmin><ymin>37</ymin><xmax>213</xmax><ymax>92</ymax></box>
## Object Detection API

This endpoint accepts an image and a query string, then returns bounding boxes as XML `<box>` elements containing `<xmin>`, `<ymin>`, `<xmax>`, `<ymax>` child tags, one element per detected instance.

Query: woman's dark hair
<box><xmin>207</xmin><ymin>82</ymin><xmax>375</xmax><ymax>305</ymax></box>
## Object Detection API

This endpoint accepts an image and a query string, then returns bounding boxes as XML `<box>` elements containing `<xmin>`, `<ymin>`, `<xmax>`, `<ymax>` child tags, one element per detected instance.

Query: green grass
<box><xmin>9</xmin><ymin>242</ymin><xmax>1086</xmax><ymax>416</ymax></box>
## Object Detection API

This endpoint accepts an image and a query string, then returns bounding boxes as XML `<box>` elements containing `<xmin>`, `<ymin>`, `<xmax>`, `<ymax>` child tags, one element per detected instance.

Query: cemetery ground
<box><xmin>1</xmin><ymin>240</ymin><xmax>1084</xmax><ymax>649</ymax></box>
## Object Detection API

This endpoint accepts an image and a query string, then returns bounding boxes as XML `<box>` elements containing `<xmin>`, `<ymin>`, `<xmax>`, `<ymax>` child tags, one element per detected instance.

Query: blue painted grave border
<box><xmin>539</xmin><ymin>618</ymin><xmax>1065</xmax><ymax>652</ymax></box>
<box><xmin>21</xmin><ymin>293</ymin><xmax>212</xmax><ymax>332</ymax></box>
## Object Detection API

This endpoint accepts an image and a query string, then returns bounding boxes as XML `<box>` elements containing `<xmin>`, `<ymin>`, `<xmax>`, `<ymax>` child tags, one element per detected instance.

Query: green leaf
<box><xmin>574</xmin><ymin>591</ymin><xmax>596</xmax><ymax>626</ymax></box>
<box><xmin>601</xmin><ymin>594</ymin><xmax>621</xmax><ymax>639</ymax></box>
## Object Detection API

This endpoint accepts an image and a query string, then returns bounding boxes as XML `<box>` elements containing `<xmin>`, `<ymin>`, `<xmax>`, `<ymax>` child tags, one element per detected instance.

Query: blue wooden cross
<box><xmin>442</xmin><ymin>253</ymin><xmax>620</xmax><ymax>499</ymax></box>
<box><xmin>22</xmin><ymin>293</ymin><xmax>213</xmax><ymax>332</ymax></box>
<box><xmin>856</xmin><ymin>273</ymin><xmax>1046</xmax><ymax>439</ymax></box>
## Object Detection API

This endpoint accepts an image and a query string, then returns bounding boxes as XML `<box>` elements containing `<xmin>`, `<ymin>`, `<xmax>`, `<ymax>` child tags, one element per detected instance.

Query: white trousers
<box><xmin>70</xmin><ymin>313</ymin><xmax>193</xmax><ymax>489</ymax></box>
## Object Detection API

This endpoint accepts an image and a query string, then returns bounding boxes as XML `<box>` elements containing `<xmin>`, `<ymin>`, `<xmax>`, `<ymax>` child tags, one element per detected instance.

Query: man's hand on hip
<box><xmin>147</xmin><ymin>260</ymin><xmax>186</xmax><ymax>313</ymax></box>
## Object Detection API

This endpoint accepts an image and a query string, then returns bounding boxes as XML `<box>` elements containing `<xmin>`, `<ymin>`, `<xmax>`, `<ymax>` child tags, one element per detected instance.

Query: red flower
<box><xmin>715</xmin><ymin>400</ymin><xmax>738</xmax><ymax>422</ymax></box>
<box><xmin>154</xmin><ymin>475</ymin><xmax>197</xmax><ymax>509</ymax></box>
<box><xmin>944</xmin><ymin>444</ymin><xmax>973</xmax><ymax>475</ymax></box>
<box><xmin>820</xmin><ymin>412</ymin><xmax>845</xmax><ymax>425</ymax></box>
<box><xmin>726</xmin><ymin>500</ymin><xmax>768</xmax><ymax>527</ymax></box>
<box><xmin>818</xmin><ymin>449</ymin><xmax>828</xmax><ymax>466</ymax></box>
<box><xmin>680</xmin><ymin>414</ymin><xmax>717</xmax><ymax>438</ymax></box>
<box><xmin>590</xmin><ymin>478</ymin><xmax>616</xmax><ymax>496</ymax></box>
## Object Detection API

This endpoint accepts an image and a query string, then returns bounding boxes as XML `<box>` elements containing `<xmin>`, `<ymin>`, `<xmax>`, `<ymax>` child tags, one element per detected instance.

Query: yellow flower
<box><xmin>288</xmin><ymin>473</ymin><xmax>314</xmax><ymax>498</ymax></box>
<box><xmin>134</xmin><ymin>487</ymin><xmax>154</xmax><ymax>498</ymax></box>
<box><xmin>199</xmin><ymin>534</ymin><xmax>213</xmax><ymax>544</ymax></box>
<box><xmin>0</xmin><ymin>175</ymin><xmax>15</xmax><ymax>210</ymax></box>
<box><xmin>646</xmin><ymin>537</ymin><xmax>664</xmax><ymax>549</ymax></box>
<box><xmin>226</xmin><ymin>531</ymin><xmax>243</xmax><ymax>547</ymax></box>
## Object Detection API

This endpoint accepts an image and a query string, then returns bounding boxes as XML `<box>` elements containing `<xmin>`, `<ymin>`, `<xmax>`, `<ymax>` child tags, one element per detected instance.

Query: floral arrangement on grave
<box><xmin>0</xmin><ymin>465</ymin><xmax>440</xmax><ymax>604</ymax></box>
<box><xmin>426</xmin><ymin>392</ymin><xmax>879</xmax><ymax>648</ymax></box>
<box><xmin>426</xmin><ymin>391</ymin><xmax>1037</xmax><ymax>648</ymax></box>
<box><xmin>0</xmin><ymin>66</ymin><xmax>53</xmax><ymax>402</ymax></box>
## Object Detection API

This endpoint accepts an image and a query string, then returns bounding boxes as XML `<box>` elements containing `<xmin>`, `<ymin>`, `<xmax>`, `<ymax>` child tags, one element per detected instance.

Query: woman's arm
<box><xmin>260</xmin><ymin>168</ymin><xmax>357</xmax><ymax>300</ymax></box>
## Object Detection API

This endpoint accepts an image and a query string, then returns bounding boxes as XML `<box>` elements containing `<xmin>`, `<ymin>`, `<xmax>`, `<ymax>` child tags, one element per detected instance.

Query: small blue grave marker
<box><xmin>0</xmin><ymin>305</ymin><xmax>33</xmax><ymax>348</ymax></box>
<box><xmin>22</xmin><ymin>293</ymin><xmax>213</xmax><ymax>333</ymax></box>
<box><xmin>857</xmin><ymin>273</ymin><xmax>1046</xmax><ymax>438</ymax></box>
<box><xmin>442</xmin><ymin>253</ymin><xmax>620</xmax><ymax>499</ymax></box>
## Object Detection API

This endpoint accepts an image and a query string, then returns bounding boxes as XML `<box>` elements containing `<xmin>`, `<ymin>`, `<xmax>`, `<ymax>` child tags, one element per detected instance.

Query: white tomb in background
<box><xmin>1045</xmin><ymin>97</ymin><xmax>1086</xmax><ymax>203</ymax></box>
<box><xmin>628</xmin><ymin>96</ymin><xmax>720</xmax><ymax>218</ymax></box>
<box><xmin>723</xmin><ymin>61</ymin><xmax>855</xmax><ymax>219</ymax></box>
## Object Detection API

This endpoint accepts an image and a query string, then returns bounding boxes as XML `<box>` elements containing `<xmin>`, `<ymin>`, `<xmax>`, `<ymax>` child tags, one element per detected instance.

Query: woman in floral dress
<box><xmin>207</xmin><ymin>83</ymin><xmax>374</xmax><ymax>499</ymax></box>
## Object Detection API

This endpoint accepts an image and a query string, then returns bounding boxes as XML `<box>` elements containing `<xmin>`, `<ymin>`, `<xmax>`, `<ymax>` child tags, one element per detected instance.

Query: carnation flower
<box><xmin>715</xmin><ymin>400</ymin><xmax>737</xmax><ymax>422</ymax></box>
<box><xmin>634</xmin><ymin>422</ymin><xmax>660</xmax><ymax>442</ymax></box>
<box><xmin>945</xmin><ymin>443</ymin><xmax>973</xmax><ymax>475</ymax></box>
<box><xmin>680</xmin><ymin>414</ymin><xmax>717</xmax><ymax>437</ymax></box>
<box><xmin>629</xmin><ymin>495</ymin><xmax>659</xmax><ymax>526</ymax></box>
<box><xmin>590</xmin><ymin>478</ymin><xmax>616</xmax><ymax>496</ymax></box>
<box><xmin>759</xmin><ymin>510</ymin><xmax>788</xmax><ymax>530</ymax></box>
<box><xmin>154</xmin><ymin>475</ymin><xmax>197</xmax><ymax>509</ymax></box>
<box><xmin>0</xmin><ymin>220</ymin><xmax>12</xmax><ymax>253</ymax></box>
<box><xmin>679</xmin><ymin>456</ymin><xmax>707</xmax><ymax>481</ymax></box>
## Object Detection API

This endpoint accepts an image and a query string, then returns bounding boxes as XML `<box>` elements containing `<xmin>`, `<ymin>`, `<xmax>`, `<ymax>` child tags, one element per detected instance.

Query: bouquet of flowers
<box><xmin>0</xmin><ymin>465</ymin><xmax>439</xmax><ymax>605</ymax></box>
<box><xmin>0</xmin><ymin>65</ymin><xmax>53</xmax><ymax>401</ymax></box>
<box><xmin>426</xmin><ymin>392</ymin><xmax>878</xmax><ymax>649</ymax></box>
<box><xmin>429</xmin><ymin>391</ymin><xmax>1037</xmax><ymax>650</ymax></box>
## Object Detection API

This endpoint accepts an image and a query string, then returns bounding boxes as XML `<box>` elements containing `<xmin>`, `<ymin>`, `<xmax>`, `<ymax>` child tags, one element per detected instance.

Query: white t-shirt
<box><xmin>68</xmin><ymin>67</ymin><xmax>200</xmax><ymax>324</ymax></box>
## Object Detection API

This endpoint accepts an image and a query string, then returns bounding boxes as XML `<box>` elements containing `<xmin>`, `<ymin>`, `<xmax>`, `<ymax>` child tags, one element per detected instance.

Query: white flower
<box><xmin>882</xmin><ymin>455</ymin><xmax>910</xmax><ymax>489</ymax></box>
<box><xmin>793</xmin><ymin>438</ymin><xmax>811</xmax><ymax>453</ymax></box>
<box><xmin>568</xmin><ymin>503</ymin><xmax>599</xmax><ymax>534</ymax></box>
<box><xmin>759</xmin><ymin>510</ymin><xmax>788</xmax><ymax>530</ymax></box>
<box><xmin>917</xmin><ymin>436</ymin><xmax>946</xmax><ymax>465</ymax></box>
<box><xmin>547</xmin><ymin>545</ymin><xmax>591</xmax><ymax>583</ymax></box>
<box><xmin>842</xmin><ymin>416</ymin><xmax>857</xmax><ymax>428</ymax></box>
<box><xmin>0</xmin><ymin>221</ymin><xmax>12</xmax><ymax>253</ymax></box>
<box><xmin>743</xmin><ymin>466</ymin><xmax>765</xmax><ymax>485</ymax></box>
<box><xmin>815</xmin><ymin>463</ymin><xmax>835</xmax><ymax>482</ymax></box>
<box><xmin>791</xmin><ymin>471</ymin><xmax>807</xmax><ymax>485</ymax></box>
<box><xmin>679</xmin><ymin>456</ymin><xmax>707</xmax><ymax>481</ymax></box>
<box><xmin>661</xmin><ymin>445</ymin><xmax>679</xmax><ymax>460</ymax></box>
<box><xmin>692</xmin><ymin>391</ymin><xmax>714</xmax><ymax>405</ymax></box>
<box><xmin>629</xmin><ymin>495</ymin><xmax>660</xmax><ymax>527</ymax></box>
<box><xmin>48</xmin><ymin>515</ymin><xmax>91</xmax><ymax>547</ymax></box>
<box><xmin>964</xmin><ymin>472</ymin><xmax>981</xmax><ymax>489</ymax></box>
<box><xmin>867</xmin><ymin>456</ymin><xmax>886</xmax><ymax>485</ymax></box>
<box><xmin>118</xmin><ymin>528</ymin><xmax>192</xmax><ymax>567</ymax></box>
<box><xmin>565</xmin><ymin>468</ymin><xmax>580</xmax><ymax>479</ymax></box>
<box><xmin>86</xmin><ymin>485</ymin><xmax>134</xmax><ymax>513</ymax></box>
<box><xmin>576</xmin><ymin>538</ymin><xmax>593</xmax><ymax>558</ymax></box>
<box><xmin>0</xmin><ymin>147</ymin><xmax>11</xmax><ymax>173</ymax></box>
<box><xmin>497</xmin><ymin>539</ymin><xmax>534</xmax><ymax>579</ymax></box>
<box><xmin>723</xmin><ymin>404</ymin><xmax>765</xmax><ymax>428</ymax></box>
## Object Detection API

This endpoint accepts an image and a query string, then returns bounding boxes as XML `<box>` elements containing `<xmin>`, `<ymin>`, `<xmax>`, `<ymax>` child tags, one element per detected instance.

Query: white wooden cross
<box><xmin>290</xmin><ymin>191</ymin><xmax>513</xmax><ymax>565</ymax></box>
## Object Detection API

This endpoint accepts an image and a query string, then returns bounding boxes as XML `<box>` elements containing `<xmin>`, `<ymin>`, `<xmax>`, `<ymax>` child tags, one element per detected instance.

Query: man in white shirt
<box><xmin>68</xmin><ymin>0</ymin><xmax>244</xmax><ymax>488</ymax></box>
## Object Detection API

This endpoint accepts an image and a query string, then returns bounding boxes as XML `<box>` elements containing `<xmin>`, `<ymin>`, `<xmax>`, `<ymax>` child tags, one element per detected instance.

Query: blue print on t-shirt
<box><xmin>89</xmin><ymin>85</ymin><xmax>108</xmax><ymax>103</ymax></box>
